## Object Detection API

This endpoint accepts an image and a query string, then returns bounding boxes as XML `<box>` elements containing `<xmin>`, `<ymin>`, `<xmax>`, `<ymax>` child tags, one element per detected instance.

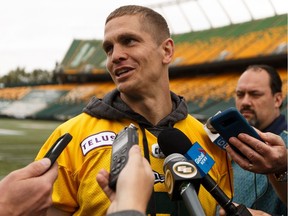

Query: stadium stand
<box><xmin>0</xmin><ymin>14</ymin><xmax>286</xmax><ymax>121</ymax></box>
<box><xmin>1</xmin><ymin>68</ymin><xmax>285</xmax><ymax>121</ymax></box>
<box><xmin>171</xmin><ymin>15</ymin><xmax>287</xmax><ymax>65</ymax></box>
<box><xmin>0</xmin><ymin>86</ymin><xmax>32</xmax><ymax>113</ymax></box>
<box><xmin>0</xmin><ymin>86</ymin><xmax>31</xmax><ymax>100</ymax></box>
<box><xmin>0</xmin><ymin>87</ymin><xmax>70</xmax><ymax>119</ymax></box>
<box><xmin>57</xmin><ymin>15</ymin><xmax>285</xmax><ymax>74</ymax></box>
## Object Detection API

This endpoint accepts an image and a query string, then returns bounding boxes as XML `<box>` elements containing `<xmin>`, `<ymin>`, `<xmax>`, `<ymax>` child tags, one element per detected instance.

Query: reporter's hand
<box><xmin>96</xmin><ymin>145</ymin><xmax>154</xmax><ymax>214</ymax></box>
<box><xmin>227</xmin><ymin>130</ymin><xmax>287</xmax><ymax>174</ymax></box>
<box><xmin>0</xmin><ymin>158</ymin><xmax>58</xmax><ymax>216</ymax></box>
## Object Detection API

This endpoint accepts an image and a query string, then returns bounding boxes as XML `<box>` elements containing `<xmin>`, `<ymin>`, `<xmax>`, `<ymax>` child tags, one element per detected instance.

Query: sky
<box><xmin>0</xmin><ymin>0</ymin><xmax>287</xmax><ymax>77</ymax></box>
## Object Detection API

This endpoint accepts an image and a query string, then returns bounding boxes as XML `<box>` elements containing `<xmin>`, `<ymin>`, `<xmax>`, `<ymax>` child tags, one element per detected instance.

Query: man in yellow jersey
<box><xmin>36</xmin><ymin>5</ymin><xmax>233</xmax><ymax>215</ymax></box>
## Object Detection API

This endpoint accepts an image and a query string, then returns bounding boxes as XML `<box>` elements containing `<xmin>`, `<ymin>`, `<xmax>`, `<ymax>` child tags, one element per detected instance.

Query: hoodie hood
<box><xmin>83</xmin><ymin>89</ymin><xmax>188</xmax><ymax>128</ymax></box>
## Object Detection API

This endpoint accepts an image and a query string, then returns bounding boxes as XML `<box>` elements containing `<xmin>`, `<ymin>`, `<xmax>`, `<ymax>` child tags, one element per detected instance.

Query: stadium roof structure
<box><xmin>147</xmin><ymin>0</ymin><xmax>287</xmax><ymax>35</ymax></box>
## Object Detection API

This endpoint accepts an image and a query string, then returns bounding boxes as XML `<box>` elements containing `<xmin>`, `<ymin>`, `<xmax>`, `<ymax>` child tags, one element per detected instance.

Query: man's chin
<box><xmin>247</xmin><ymin>118</ymin><xmax>257</xmax><ymax>127</ymax></box>
<box><xmin>242</xmin><ymin>115</ymin><xmax>255</xmax><ymax>125</ymax></box>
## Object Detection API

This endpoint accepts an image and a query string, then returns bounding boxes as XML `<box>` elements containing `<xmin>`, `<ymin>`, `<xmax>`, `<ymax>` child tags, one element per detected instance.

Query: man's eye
<box><xmin>236</xmin><ymin>93</ymin><xmax>244</xmax><ymax>98</ymax></box>
<box><xmin>123</xmin><ymin>38</ymin><xmax>135</xmax><ymax>45</ymax></box>
<box><xmin>104</xmin><ymin>45</ymin><xmax>113</xmax><ymax>55</ymax></box>
<box><xmin>251</xmin><ymin>93</ymin><xmax>262</xmax><ymax>98</ymax></box>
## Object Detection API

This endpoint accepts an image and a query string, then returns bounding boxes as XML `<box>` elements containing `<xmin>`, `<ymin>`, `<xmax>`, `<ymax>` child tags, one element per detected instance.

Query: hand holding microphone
<box><xmin>0</xmin><ymin>133</ymin><xmax>72</xmax><ymax>216</ymax></box>
<box><xmin>203</xmin><ymin>107</ymin><xmax>285</xmax><ymax>174</ymax></box>
<box><xmin>0</xmin><ymin>158</ymin><xmax>58</xmax><ymax>216</ymax></box>
<box><xmin>227</xmin><ymin>130</ymin><xmax>287</xmax><ymax>175</ymax></box>
<box><xmin>97</xmin><ymin>145</ymin><xmax>154</xmax><ymax>215</ymax></box>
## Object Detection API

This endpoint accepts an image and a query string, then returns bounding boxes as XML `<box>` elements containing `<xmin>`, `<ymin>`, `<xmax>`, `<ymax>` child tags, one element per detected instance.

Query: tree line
<box><xmin>0</xmin><ymin>67</ymin><xmax>55</xmax><ymax>87</ymax></box>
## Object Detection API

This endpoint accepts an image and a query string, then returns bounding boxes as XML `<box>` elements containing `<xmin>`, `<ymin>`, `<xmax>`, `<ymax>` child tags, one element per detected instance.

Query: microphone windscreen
<box><xmin>158</xmin><ymin>128</ymin><xmax>192</xmax><ymax>156</ymax></box>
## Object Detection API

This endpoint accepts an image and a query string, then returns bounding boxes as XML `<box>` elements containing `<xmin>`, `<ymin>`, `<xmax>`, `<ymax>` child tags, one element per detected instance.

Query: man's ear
<box><xmin>162</xmin><ymin>38</ymin><xmax>174</xmax><ymax>64</ymax></box>
<box><xmin>274</xmin><ymin>92</ymin><xmax>283</xmax><ymax>108</ymax></box>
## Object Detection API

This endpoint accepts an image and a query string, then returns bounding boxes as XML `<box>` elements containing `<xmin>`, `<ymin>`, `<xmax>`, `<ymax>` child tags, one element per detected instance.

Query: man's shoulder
<box><xmin>186</xmin><ymin>114</ymin><xmax>204</xmax><ymax>124</ymax></box>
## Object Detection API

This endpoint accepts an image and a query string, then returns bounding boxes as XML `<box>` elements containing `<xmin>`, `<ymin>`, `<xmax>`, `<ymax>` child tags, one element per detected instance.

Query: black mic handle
<box><xmin>201</xmin><ymin>175</ymin><xmax>239</xmax><ymax>214</ymax></box>
<box><xmin>202</xmin><ymin>175</ymin><xmax>252</xmax><ymax>216</ymax></box>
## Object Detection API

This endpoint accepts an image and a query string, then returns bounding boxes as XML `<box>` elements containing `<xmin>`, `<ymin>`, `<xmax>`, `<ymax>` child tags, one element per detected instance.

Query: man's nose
<box><xmin>241</xmin><ymin>94</ymin><xmax>252</xmax><ymax>106</ymax></box>
<box><xmin>111</xmin><ymin>45</ymin><xmax>128</xmax><ymax>64</ymax></box>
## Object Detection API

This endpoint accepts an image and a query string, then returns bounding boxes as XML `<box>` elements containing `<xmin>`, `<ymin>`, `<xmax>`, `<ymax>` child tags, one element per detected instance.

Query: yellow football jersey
<box><xmin>36</xmin><ymin>112</ymin><xmax>233</xmax><ymax>215</ymax></box>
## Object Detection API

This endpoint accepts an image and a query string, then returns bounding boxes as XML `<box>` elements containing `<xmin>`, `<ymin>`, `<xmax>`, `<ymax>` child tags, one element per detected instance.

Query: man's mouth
<box><xmin>240</xmin><ymin>109</ymin><xmax>255</xmax><ymax>118</ymax></box>
<box><xmin>115</xmin><ymin>68</ymin><xmax>132</xmax><ymax>77</ymax></box>
<box><xmin>241</xmin><ymin>110</ymin><xmax>253</xmax><ymax>114</ymax></box>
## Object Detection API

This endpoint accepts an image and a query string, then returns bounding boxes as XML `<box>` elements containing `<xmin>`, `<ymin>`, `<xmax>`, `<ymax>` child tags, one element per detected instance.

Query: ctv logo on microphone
<box><xmin>185</xmin><ymin>142</ymin><xmax>215</xmax><ymax>177</ymax></box>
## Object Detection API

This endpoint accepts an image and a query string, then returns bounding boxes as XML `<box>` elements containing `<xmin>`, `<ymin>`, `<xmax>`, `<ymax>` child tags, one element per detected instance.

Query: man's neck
<box><xmin>120</xmin><ymin>92</ymin><xmax>173</xmax><ymax>126</ymax></box>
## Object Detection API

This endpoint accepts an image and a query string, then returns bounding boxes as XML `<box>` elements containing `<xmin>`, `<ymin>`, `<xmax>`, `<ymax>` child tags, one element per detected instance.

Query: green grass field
<box><xmin>0</xmin><ymin>118</ymin><xmax>62</xmax><ymax>179</ymax></box>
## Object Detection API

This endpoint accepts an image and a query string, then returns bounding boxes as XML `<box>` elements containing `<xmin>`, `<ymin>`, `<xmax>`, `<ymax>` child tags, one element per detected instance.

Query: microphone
<box><xmin>163</xmin><ymin>153</ymin><xmax>205</xmax><ymax>216</ymax></box>
<box><xmin>204</xmin><ymin>108</ymin><xmax>264</xmax><ymax>159</ymax></box>
<box><xmin>158</xmin><ymin>128</ymin><xmax>252</xmax><ymax>216</ymax></box>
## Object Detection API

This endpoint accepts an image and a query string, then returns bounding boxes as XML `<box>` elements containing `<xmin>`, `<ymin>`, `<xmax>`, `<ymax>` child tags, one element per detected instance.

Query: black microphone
<box><xmin>163</xmin><ymin>153</ymin><xmax>205</xmax><ymax>216</ymax></box>
<box><xmin>158</xmin><ymin>128</ymin><xmax>252</xmax><ymax>216</ymax></box>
